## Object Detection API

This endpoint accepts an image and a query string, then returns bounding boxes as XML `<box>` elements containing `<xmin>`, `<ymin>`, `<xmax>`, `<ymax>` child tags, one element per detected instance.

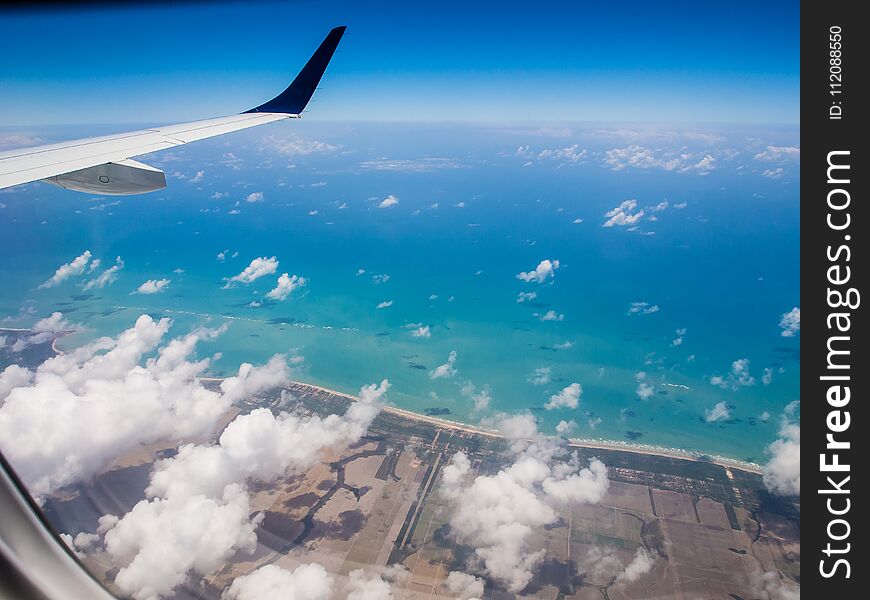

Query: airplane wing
<box><xmin>0</xmin><ymin>25</ymin><xmax>346</xmax><ymax>195</ymax></box>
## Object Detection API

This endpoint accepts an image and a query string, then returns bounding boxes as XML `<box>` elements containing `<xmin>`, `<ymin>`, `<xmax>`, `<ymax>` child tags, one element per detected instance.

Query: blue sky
<box><xmin>1</xmin><ymin>0</ymin><xmax>799</xmax><ymax>125</ymax></box>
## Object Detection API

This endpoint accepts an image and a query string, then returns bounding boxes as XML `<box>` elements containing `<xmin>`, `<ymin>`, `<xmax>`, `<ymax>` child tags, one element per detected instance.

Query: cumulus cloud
<box><xmin>378</xmin><ymin>195</ymin><xmax>399</xmax><ymax>209</ymax></box>
<box><xmin>750</xmin><ymin>570</ymin><xmax>800</xmax><ymax>600</ymax></box>
<box><xmin>135</xmin><ymin>278</ymin><xmax>170</xmax><ymax>294</ymax></box>
<box><xmin>704</xmin><ymin>401</ymin><xmax>731</xmax><ymax>423</ymax></box>
<box><xmin>763</xmin><ymin>405</ymin><xmax>800</xmax><ymax>496</ymax></box>
<box><xmin>753</xmin><ymin>145</ymin><xmax>800</xmax><ymax>162</ymax></box>
<box><xmin>266</xmin><ymin>273</ymin><xmax>307</xmax><ymax>301</ymax></box>
<box><xmin>0</xmin><ymin>316</ymin><xmax>291</xmax><ymax>498</ymax></box>
<box><xmin>710</xmin><ymin>358</ymin><xmax>756</xmax><ymax>389</ymax></box>
<box><xmin>516</xmin><ymin>291</ymin><xmax>537</xmax><ymax>303</ymax></box>
<box><xmin>762</xmin><ymin>168</ymin><xmax>785</xmax><ymax>179</ymax></box>
<box><xmin>376</xmin><ymin>300</ymin><xmax>393</xmax><ymax>309</ymax></box>
<box><xmin>671</xmin><ymin>327</ymin><xmax>687</xmax><ymax>346</ymax></box>
<box><xmin>603</xmin><ymin>200</ymin><xmax>644</xmax><ymax>227</ymax></box>
<box><xmin>430</xmin><ymin>350</ymin><xmax>458</xmax><ymax>379</ymax></box>
<box><xmin>405</xmin><ymin>324</ymin><xmax>431</xmax><ymax>338</ymax></box>
<box><xmin>101</xmin><ymin>379</ymin><xmax>388</xmax><ymax>600</ymax></box>
<box><xmin>535</xmin><ymin>144</ymin><xmax>587</xmax><ymax>164</ymax></box>
<box><xmin>516</xmin><ymin>259</ymin><xmax>560</xmax><ymax>283</ymax></box>
<box><xmin>555</xmin><ymin>420</ymin><xmax>577</xmax><ymax>436</ymax></box>
<box><xmin>461</xmin><ymin>382</ymin><xmax>492</xmax><ymax>412</ymax></box>
<box><xmin>779</xmin><ymin>307</ymin><xmax>800</xmax><ymax>337</ymax></box>
<box><xmin>245</xmin><ymin>192</ymin><xmax>264</xmax><ymax>203</ymax></box>
<box><xmin>444</xmin><ymin>571</ymin><xmax>485</xmax><ymax>599</ymax></box>
<box><xmin>40</xmin><ymin>250</ymin><xmax>92</xmax><ymax>288</ymax></box>
<box><xmin>223</xmin><ymin>563</ymin><xmax>333</xmax><ymax>600</ymax></box>
<box><xmin>545</xmin><ymin>383</ymin><xmax>582</xmax><ymax>410</ymax></box>
<box><xmin>582</xmin><ymin>546</ymin><xmax>656</xmax><ymax>585</ymax></box>
<box><xmin>440</xmin><ymin>417</ymin><xmax>608</xmax><ymax>593</ymax></box>
<box><xmin>616</xmin><ymin>547</ymin><xmax>656</xmax><ymax>583</ymax></box>
<box><xmin>528</xmin><ymin>367</ymin><xmax>552</xmax><ymax>385</ymax></box>
<box><xmin>539</xmin><ymin>310</ymin><xmax>564</xmax><ymax>322</ymax></box>
<box><xmin>83</xmin><ymin>257</ymin><xmax>124</xmax><ymax>291</ymax></box>
<box><xmin>627</xmin><ymin>301</ymin><xmax>659</xmax><ymax>315</ymax></box>
<box><xmin>604</xmin><ymin>145</ymin><xmax>716</xmax><ymax>174</ymax></box>
<box><xmin>635</xmin><ymin>372</ymin><xmax>654</xmax><ymax>400</ymax></box>
<box><xmin>225</xmin><ymin>257</ymin><xmax>279</xmax><ymax>287</ymax></box>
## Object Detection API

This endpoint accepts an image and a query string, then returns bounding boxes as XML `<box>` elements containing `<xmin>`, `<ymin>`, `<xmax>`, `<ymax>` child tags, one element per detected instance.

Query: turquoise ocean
<box><xmin>0</xmin><ymin>121</ymin><xmax>800</xmax><ymax>463</ymax></box>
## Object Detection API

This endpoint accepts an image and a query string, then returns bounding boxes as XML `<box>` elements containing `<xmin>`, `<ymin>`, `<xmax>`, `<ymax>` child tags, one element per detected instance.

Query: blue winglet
<box><xmin>245</xmin><ymin>26</ymin><xmax>347</xmax><ymax>115</ymax></box>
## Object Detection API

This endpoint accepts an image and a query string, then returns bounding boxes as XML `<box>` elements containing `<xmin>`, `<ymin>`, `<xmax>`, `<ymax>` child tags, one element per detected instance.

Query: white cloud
<box><xmin>762</xmin><ymin>167</ymin><xmax>785</xmax><ymax>179</ymax></box>
<box><xmin>223</xmin><ymin>563</ymin><xmax>333</xmax><ymax>600</ymax></box>
<box><xmin>555</xmin><ymin>420</ymin><xmax>576</xmax><ymax>436</ymax></box>
<box><xmin>440</xmin><ymin>418</ymin><xmax>608</xmax><ymax>593</ymax></box>
<box><xmin>539</xmin><ymin>310</ymin><xmax>564</xmax><ymax>322</ymax></box>
<box><xmin>527</xmin><ymin>366</ymin><xmax>552</xmax><ymax>386</ymax></box>
<box><xmin>0</xmin><ymin>316</ymin><xmax>291</xmax><ymax>498</ymax></box>
<box><xmin>753</xmin><ymin>145</ymin><xmax>800</xmax><ymax>162</ymax></box>
<box><xmin>406</xmin><ymin>324</ymin><xmax>431</xmax><ymax>338</ymax></box>
<box><xmin>763</xmin><ymin>407</ymin><xmax>800</xmax><ymax>496</ymax></box>
<box><xmin>188</xmin><ymin>170</ymin><xmax>204</xmax><ymax>184</ymax></box>
<box><xmin>704</xmin><ymin>401</ymin><xmax>731</xmax><ymax>423</ymax></box>
<box><xmin>536</xmin><ymin>144</ymin><xmax>587</xmax><ymax>164</ymax></box>
<box><xmin>671</xmin><ymin>327</ymin><xmax>687</xmax><ymax>346</ymax></box>
<box><xmin>8</xmin><ymin>312</ymin><xmax>74</xmax><ymax>353</ymax></box>
<box><xmin>516</xmin><ymin>259</ymin><xmax>560</xmax><ymax>283</ymax></box>
<box><xmin>376</xmin><ymin>300</ymin><xmax>393</xmax><ymax>309</ymax></box>
<box><xmin>260</xmin><ymin>134</ymin><xmax>338</xmax><ymax>157</ymax></box>
<box><xmin>378</xmin><ymin>195</ymin><xmax>399</xmax><ymax>209</ymax></box>
<box><xmin>762</xmin><ymin>367</ymin><xmax>774</xmax><ymax>386</ymax></box>
<box><xmin>135</xmin><ymin>278</ymin><xmax>170</xmax><ymax>294</ymax></box>
<box><xmin>673</xmin><ymin>201</ymin><xmax>688</xmax><ymax>209</ymax></box>
<box><xmin>245</xmin><ymin>192</ymin><xmax>264</xmax><ymax>203</ymax></box>
<box><xmin>750</xmin><ymin>570</ymin><xmax>800</xmax><ymax>600</ymax></box>
<box><xmin>554</xmin><ymin>340</ymin><xmax>574</xmax><ymax>350</ymax></box>
<box><xmin>545</xmin><ymin>383</ymin><xmax>582</xmax><ymax>410</ymax></box>
<box><xmin>40</xmin><ymin>250</ymin><xmax>92</xmax><ymax>288</ymax></box>
<box><xmin>102</xmin><ymin>380</ymin><xmax>388</xmax><ymax>600</ymax></box>
<box><xmin>444</xmin><ymin>571</ymin><xmax>485</xmax><ymax>600</ymax></box>
<box><xmin>603</xmin><ymin>200</ymin><xmax>644</xmax><ymax>227</ymax></box>
<box><xmin>461</xmin><ymin>382</ymin><xmax>492</xmax><ymax>413</ymax></box>
<box><xmin>226</xmin><ymin>257</ymin><xmax>279</xmax><ymax>286</ymax></box>
<box><xmin>266</xmin><ymin>273</ymin><xmax>307</xmax><ymax>301</ymax></box>
<box><xmin>83</xmin><ymin>257</ymin><xmax>124</xmax><ymax>291</ymax></box>
<box><xmin>516</xmin><ymin>291</ymin><xmax>537</xmax><ymax>303</ymax></box>
<box><xmin>616</xmin><ymin>547</ymin><xmax>656</xmax><ymax>583</ymax></box>
<box><xmin>649</xmin><ymin>200</ymin><xmax>669</xmax><ymax>212</ymax></box>
<box><xmin>710</xmin><ymin>358</ymin><xmax>756</xmax><ymax>389</ymax></box>
<box><xmin>430</xmin><ymin>351</ymin><xmax>458</xmax><ymax>379</ymax></box>
<box><xmin>627</xmin><ymin>301</ymin><xmax>659</xmax><ymax>315</ymax></box>
<box><xmin>604</xmin><ymin>145</ymin><xmax>716</xmax><ymax>174</ymax></box>
<box><xmin>635</xmin><ymin>372</ymin><xmax>654</xmax><ymax>400</ymax></box>
<box><xmin>779</xmin><ymin>307</ymin><xmax>800</xmax><ymax>337</ymax></box>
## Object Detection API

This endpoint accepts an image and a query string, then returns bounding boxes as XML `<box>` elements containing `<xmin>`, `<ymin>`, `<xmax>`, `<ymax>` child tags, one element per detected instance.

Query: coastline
<box><xmin>29</xmin><ymin>332</ymin><xmax>763</xmax><ymax>475</ymax></box>
<box><xmin>285</xmin><ymin>380</ymin><xmax>763</xmax><ymax>475</ymax></box>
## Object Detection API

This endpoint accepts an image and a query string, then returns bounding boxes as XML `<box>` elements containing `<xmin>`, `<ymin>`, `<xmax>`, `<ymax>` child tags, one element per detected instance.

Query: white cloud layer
<box><xmin>603</xmin><ymin>200</ymin><xmax>645</xmax><ymax>227</ymax></box>
<box><xmin>102</xmin><ymin>379</ymin><xmax>389</xmax><ymax>599</ymax></box>
<box><xmin>0</xmin><ymin>315</ymin><xmax>290</xmax><ymax>498</ymax></box>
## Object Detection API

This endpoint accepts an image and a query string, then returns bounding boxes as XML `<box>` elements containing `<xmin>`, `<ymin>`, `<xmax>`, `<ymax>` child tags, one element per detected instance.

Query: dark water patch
<box><xmin>407</xmin><ymin>362</ymin><xmax>427</xmax><ymax>370</ymax></box>
<box><xmin>424</xmin><ymin>407</ymin><xmax>451</xmax><ymax>416</ymax></box>
<box><xmin>625</xmin><ymin>430</ymin><xmax>643</xmax><ymax>440</ymax></box>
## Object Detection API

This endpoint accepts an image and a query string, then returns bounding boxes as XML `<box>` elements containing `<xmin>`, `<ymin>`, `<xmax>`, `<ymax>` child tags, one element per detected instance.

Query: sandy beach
<box><xmin>285</xmin><ymin>380</ymin><xmax>763</xmax><ymax>475</ymax></box>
